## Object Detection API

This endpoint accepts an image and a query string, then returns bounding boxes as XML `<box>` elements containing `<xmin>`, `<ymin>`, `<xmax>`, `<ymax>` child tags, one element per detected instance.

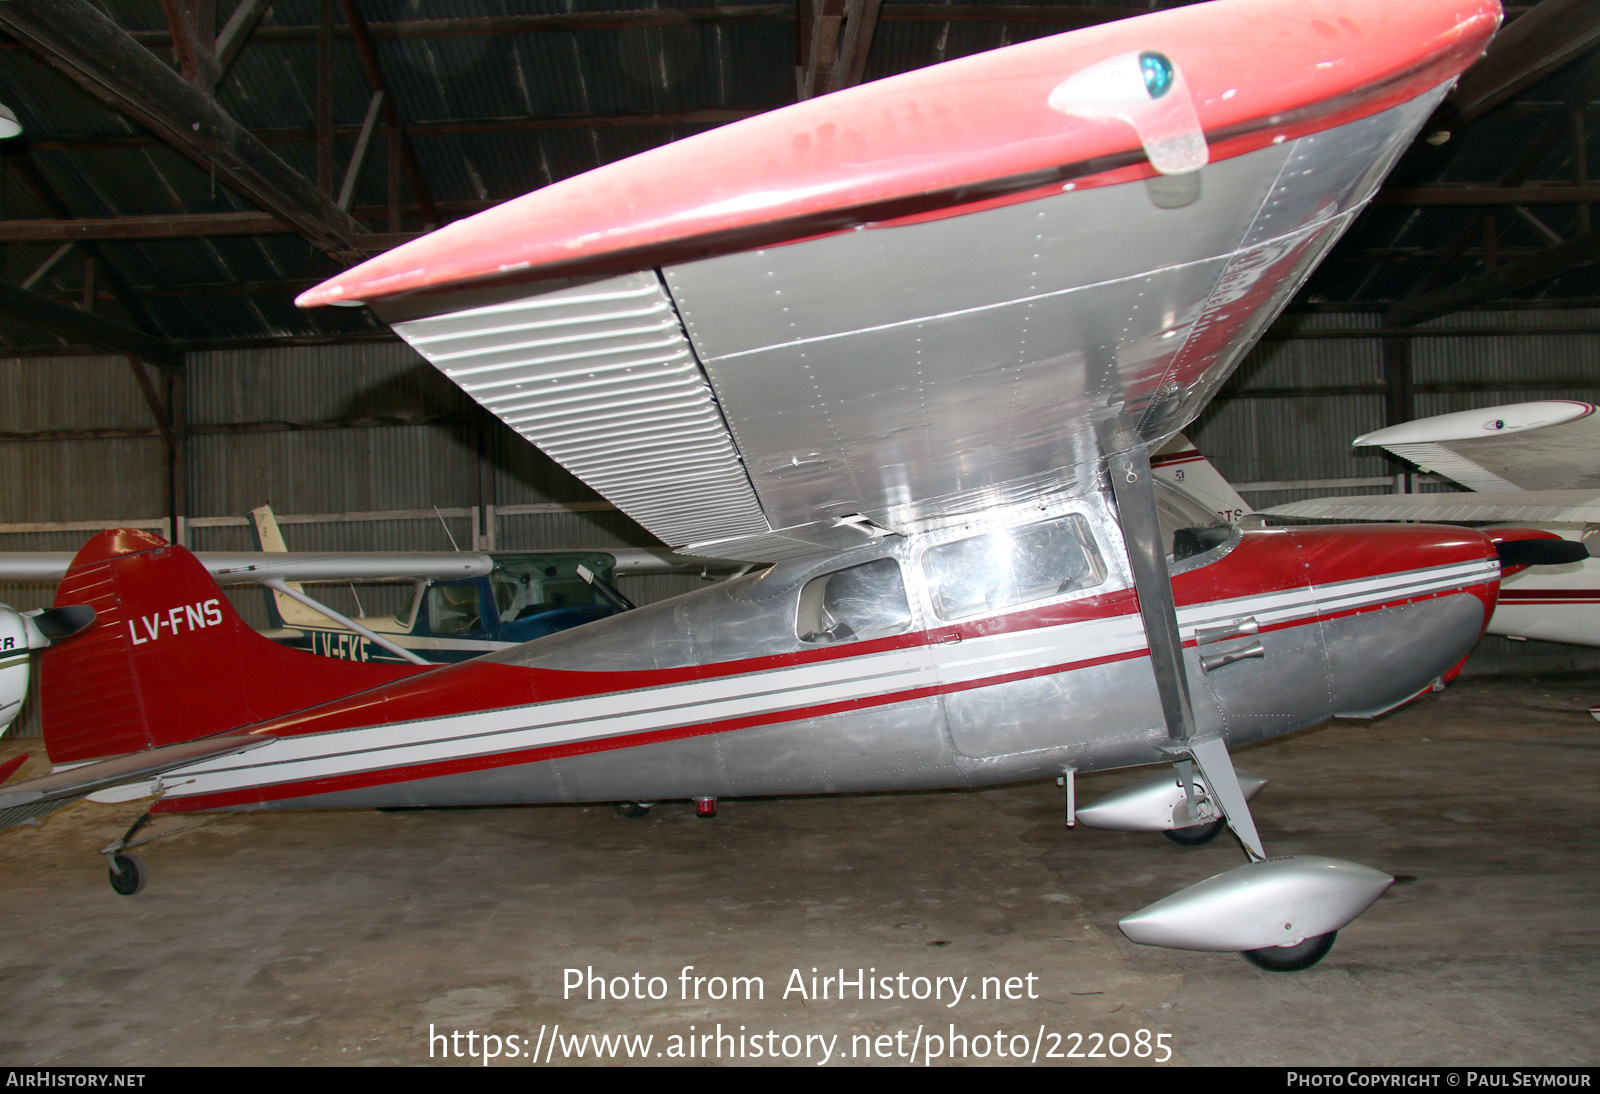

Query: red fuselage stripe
<box><xmin>155</xmin><ymin>578</ymin><xmax>1496</xmax><ymax>813</ymax></box>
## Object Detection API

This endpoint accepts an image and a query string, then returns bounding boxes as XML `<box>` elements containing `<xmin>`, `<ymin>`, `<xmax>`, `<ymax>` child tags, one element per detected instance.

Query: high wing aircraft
<box><xmin>0</xmin><ymin>0</ymin><xmax>1527</xmax><ymax>971</ymax></box>
<box><xmin>1264</xmin><ymin>399</ymin><xmax>1600</xmax><ymax>706</ymax></box>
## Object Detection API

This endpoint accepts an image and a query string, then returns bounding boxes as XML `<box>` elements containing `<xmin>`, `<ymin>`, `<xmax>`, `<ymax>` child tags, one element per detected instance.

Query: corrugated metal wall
<box><xmin>3</xmin><ymin>317</ymin><xmax>1598</xmax><ymax>741</ymax></box>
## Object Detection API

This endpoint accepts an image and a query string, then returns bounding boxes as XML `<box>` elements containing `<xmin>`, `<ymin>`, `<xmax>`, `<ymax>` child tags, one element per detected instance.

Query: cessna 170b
<box><xmin>0</xmin><ymin>0</ymin><xmax>1544</xmax><ymax>970</ymax></box>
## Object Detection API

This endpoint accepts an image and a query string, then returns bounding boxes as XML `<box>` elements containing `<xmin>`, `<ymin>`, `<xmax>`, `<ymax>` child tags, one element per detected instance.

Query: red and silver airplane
<box><xmin>1</xmin><ymin>0</ymin><xmax>1542</xmax><ymax>970</ymax></box>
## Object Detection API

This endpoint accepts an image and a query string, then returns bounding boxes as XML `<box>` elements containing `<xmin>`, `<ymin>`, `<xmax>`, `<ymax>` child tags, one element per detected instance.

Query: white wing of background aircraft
<box><xmin>1265</xmin><ymin>400</ymin><xmax>1600</xmax><ymax>524</ymax></box>
<box><xmin>1266</xmin><ymin>401</ymin><xmax>1600</xmax><ymax>712</ymax></box>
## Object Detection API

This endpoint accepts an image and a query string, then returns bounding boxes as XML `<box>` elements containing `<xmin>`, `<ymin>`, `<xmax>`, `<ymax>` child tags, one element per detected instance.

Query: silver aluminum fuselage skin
<box><xmin>154</xmin><ymin>498</ymin><xmax>1499</xmax><ymax>814</ymax></box>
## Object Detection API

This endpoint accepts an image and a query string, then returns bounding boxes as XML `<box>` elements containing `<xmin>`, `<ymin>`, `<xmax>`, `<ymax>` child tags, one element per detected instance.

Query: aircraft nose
<box><xmin>1288</xmin><ymin>524</ymin><xmax>1502</xmax><ymax>720</ymax></box>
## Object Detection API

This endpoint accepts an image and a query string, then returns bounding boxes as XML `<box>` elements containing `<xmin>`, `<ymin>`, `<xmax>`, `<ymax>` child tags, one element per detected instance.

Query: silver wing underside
<box><xmin>381</xmin><ymin>92</ymin><xmax>1442</xmax><ymax>562</ymax></box>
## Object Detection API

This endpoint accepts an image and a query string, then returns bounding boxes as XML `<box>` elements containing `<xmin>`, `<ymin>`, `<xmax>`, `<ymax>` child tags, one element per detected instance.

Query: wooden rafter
<box><xmin>160</xmin><ymin>0</ymin><xmax>221</xmax><ymax>92</ymax></box>
<box><xmin>9</xmin><ymin>157</ymin><xmax>163</xmax><ymax>337</ymax></box>
<box><xmin>1386</xmin><ymin>227</ymin><xmax>1600</xmax><ymax>327</ymax></box>
<box><xmin>1443</xmin><ymin>0</ymin><xmax>1600</xmax><ymax>124</ymax></box>
<box><xmin>0</xmin><ymin>281</ymin><xmax>181</xmax><ymax>366</ymax></box>
<box><xmin>26</xmin><ymin>108</ymin><xmax>765</xmax><ymax>151</ymax></box>
<box><xmin>796</xmin><ymin>0</ymin><xmax>881</xmax><ymax>99</ymax></box>
<box><xmin>0</xmin><ymin>0</ymin><xmax>369</xmax><ymax>261</ymax></box>
<box><xmin>339</xmin><ymin>0</ymin><xmax>439</xmax><ymax>228</ymax></box>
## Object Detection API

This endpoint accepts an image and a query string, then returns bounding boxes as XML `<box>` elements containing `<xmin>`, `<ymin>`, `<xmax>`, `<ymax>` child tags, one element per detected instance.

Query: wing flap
<box><xmin>387</xmin><ymin>272</ymin><xmax>771</xmax><ymax>552</ymax></box>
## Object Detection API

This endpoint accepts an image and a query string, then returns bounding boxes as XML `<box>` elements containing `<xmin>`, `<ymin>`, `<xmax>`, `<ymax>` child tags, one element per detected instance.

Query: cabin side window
<box><xmin>922</xmin><ymin>514</ymin><xmax>1106</xmax><ymax>620</ymax></box>
<box><xmin>796</xmin><ymin>558</ymin><xmax>912</xmax><ymax>644</ymax></box>
<box><xmin>428</xmin><ymin>583</ymin><xmax>483</xmax><ymax>636</ymax></box>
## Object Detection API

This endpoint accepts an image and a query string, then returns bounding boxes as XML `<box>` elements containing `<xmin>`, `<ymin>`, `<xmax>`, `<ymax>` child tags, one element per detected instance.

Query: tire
<box><xmin>1241</xmin><ymin>930</ymin><xmax>1337</xmax><ymax>972</ymax></box>
<box><xmin>613</xmin><ymin>801</ymin><xmax>652</xmax><ymax>819</ymax></box>
<box><xmin>1162</xmin><ymin>818</ymin><xmax>1227</xmax><ymax>846</ymax></box>
<box><xmin>108</xmin><ymin>852</ymin><xmax>146</xmax><ymax>897</ymax></box>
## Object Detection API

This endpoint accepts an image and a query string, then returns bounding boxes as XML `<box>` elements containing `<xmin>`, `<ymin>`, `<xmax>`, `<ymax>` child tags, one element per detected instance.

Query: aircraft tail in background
<box><xmin>1150</xmin><ymin>434</ymin><xmax>1251</xmax><ymax>525</ymax></box>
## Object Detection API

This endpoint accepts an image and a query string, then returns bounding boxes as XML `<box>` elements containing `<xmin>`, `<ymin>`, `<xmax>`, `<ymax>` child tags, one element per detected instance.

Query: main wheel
<box><xmin>613</xmin><ymin>802</ymin><xmax>652</xmax><ymax>819</ymax></box>
<box><xmin>1241</xmin><ymin>931</ymin><xmax>1336</xmax><ymax>972</ymax></box>
<box><xmin>1162</xmin><ymin>818</ymin><xmax>1226</xmax><ymax>846</ymax></box>
<box><xmin>107</xmin><ymin>852</ymin><xmax>146</xmax><ymax>897</ymax></box>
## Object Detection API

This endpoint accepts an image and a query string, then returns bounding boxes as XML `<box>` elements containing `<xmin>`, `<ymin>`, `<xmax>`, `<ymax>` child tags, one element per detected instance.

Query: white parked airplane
<box><xmin>1265</xmin><ymin>401</ymin><xmax>1599</xmax><ymax>671</ymax></box>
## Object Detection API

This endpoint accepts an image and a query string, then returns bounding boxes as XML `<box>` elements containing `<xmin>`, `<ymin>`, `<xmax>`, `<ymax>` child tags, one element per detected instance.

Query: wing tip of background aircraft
<box><xmin>1354</xmin><ymin>400</ymin><xmax>1596</xmax><ymax>447</ymax></box>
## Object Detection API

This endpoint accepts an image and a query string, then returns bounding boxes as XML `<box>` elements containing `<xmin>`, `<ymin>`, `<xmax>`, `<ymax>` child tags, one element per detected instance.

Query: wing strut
<box><xmin>1107</xmin><ymin>443</ymin><xmax>1265</xmax><ymax>861</ymax></box>
<box><xmin>1107</xmin><ymin>444</ymin><xmax>1197</xmax><ymax>745</ymax></box>
<box><xmin>261</xmin><ymin>577</ymin><xmax>429</xmax><ymax>666</ymax></box>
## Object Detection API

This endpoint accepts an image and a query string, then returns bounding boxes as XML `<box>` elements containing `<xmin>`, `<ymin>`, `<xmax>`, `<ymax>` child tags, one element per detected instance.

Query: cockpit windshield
<box><xmin>490</xmin><ymin>553</ymin><xmax>614</xmax><ymax>623</ymax></box>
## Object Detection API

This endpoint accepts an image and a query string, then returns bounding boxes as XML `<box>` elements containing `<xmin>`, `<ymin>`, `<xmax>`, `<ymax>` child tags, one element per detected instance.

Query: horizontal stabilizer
<box><xmin>1119</xmin><ymin>855</ymin><xmax>1393</xmax><ymax>951</ymax></box>
<box><xmin>0</xmin><ymin>733</ymin><xmax>271</xmax><ymax>832</ymax></box>
<box><xmin>0</xmin><ymin>754</ymin><xmax>26</xmax><ymax>784</ymax></box>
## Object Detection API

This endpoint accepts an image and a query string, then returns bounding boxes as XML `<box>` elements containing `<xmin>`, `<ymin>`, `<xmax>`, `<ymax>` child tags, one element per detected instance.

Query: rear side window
<box><xmin>797</xmin><ymin>558</ymin><xmax>912</xmax><ymax>644</ymax></box>
<box><xmin>923</xmin><ymin>515</ymin><xmax>1106</xmax><ymax>620</ymax></box>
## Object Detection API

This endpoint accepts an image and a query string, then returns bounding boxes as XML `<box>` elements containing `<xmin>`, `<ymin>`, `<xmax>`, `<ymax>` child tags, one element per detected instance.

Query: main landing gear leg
<box><xmin>1107</xmin><ymin>440</ymin><xmax>1390</xmax><ymax>970</ymax></box>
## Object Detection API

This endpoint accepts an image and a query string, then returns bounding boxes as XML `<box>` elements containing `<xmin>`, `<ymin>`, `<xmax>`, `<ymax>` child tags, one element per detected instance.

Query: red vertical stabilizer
<box><xmin>42</xmin><ymin>529</ymin><xmax>426</xmax><ymax>764</ymax></box>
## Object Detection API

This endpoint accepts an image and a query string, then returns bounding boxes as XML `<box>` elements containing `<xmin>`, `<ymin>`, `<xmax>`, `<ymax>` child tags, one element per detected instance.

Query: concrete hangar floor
<box><xmin>0</xmin><ymin>675</ymin><xmax>1594</xmax><ymax>1067</ymax></box>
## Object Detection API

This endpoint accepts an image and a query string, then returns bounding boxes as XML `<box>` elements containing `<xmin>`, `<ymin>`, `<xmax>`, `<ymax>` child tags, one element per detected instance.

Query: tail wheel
<box><xmin>1241</xmin><ymin>931</ymin><xmax>1336</xmax><ymax>972</ymax></box>
<box><xmin>107</xmin><ymin>852</ymin><xmax>146</xmax><ymax>897</ymax></box>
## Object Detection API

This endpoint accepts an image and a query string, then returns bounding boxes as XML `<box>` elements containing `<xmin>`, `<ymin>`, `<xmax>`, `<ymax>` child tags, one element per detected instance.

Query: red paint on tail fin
<box><xmin>42</xmin><ymin>530</ymin><xmax>426</xmax><ymax>763</ymax></box>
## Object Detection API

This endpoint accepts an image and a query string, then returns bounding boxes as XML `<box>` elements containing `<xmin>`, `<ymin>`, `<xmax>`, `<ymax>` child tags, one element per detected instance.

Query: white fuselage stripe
<box><xmin>156</xmin><ymin>561</ymin><xmax>1495</xmax><ymax>799</ymax></box>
